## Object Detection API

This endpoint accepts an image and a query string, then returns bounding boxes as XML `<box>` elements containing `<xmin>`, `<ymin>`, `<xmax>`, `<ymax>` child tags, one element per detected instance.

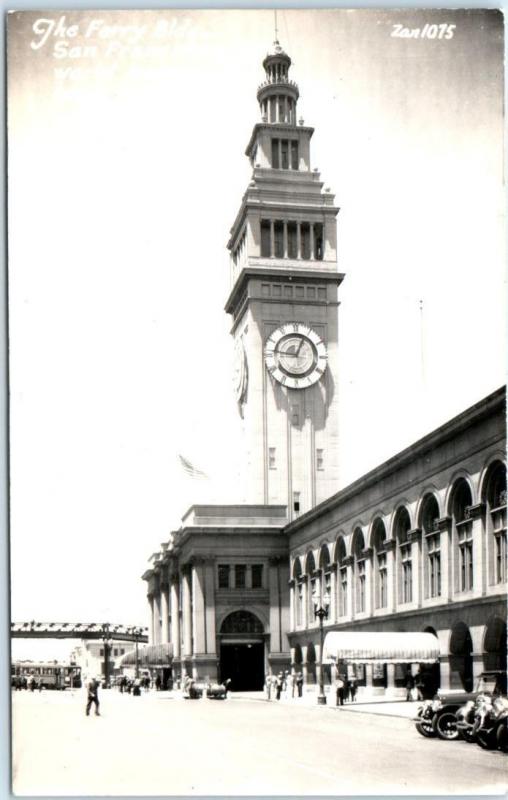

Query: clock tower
<box><xmin>226</xmin><ymin>41</ymin><xmax>344</xmax><ymax>520</ymax></box>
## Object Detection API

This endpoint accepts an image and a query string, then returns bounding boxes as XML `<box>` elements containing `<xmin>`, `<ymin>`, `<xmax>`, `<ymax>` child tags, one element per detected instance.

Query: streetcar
<box><xmin>11</xmin><ymin>661</ymin><xmax>82</xmax><ymax>690</ymax></box>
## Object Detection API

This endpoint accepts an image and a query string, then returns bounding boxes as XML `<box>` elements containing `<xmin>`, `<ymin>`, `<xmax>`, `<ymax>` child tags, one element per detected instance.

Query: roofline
<box><xmin>225</xmin><ymin>266</ymin><xmax>345</xmax><ymax>315</ymax></box>
<box><xmin>285</xmin><ymin>386</ymin><xmax>507</xmax><ymax>535</ymax></box>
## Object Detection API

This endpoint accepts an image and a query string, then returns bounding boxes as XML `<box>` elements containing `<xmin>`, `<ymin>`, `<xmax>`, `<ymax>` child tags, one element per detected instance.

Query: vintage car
<box><xmin>184</xmin><ymin>679</ymin><xmax>231</xmax><ymax>700</ymax></box>
<box><xmin>414</xmin><ymin>670</ymin><xmax>506</xmax><ymax>741</ymax></box>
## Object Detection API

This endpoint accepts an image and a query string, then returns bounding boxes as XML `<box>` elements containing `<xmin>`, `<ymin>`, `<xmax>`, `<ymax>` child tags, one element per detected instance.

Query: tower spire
<box><xmin>274</xmin><ymin>9</ymin><xmax>279</xmax><ymax>42</ymax></box>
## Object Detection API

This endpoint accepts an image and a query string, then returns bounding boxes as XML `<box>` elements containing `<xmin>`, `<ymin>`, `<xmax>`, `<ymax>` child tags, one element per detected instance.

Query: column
<box><xmin>270</xmin><ymin>220</ymin><xmax>275</xmax><ymax>258</ymax></box>
<box><xmin>160</xmin><ymin>577</ymin><xmax>170</xmax><ymax>644</ymax></box>
<box><xmin>268</xmin><ymin>557</ymin><xmax>282</xmax><ymax>655</ymax></box>
<box><xmin>310</xmin><ymin>224</ymin><xmax>315</xmax><ymax>260</ymax></box>
<box><xmin>153</xmin><ymin>576</ymin><xmax>162</xmax><ymax>645</ymax></box>
<box><xmin>471</xmin><ymin>624</ymin><xmax>486</xmax><ymax>682</ymax></box>
<box><xmin>170</xmin><ymin>576</ymin><xmax>180</xmax><ymax>658</ymax></box>
<box><xmin>275</xmin><ymin>95</ymin><xmax>279</xmax><ymax>122</ymax></box>
<box><xmin>147</xmin><ymin>593</ymin><xmax>155</xmax><ymax>646</ymax></box>
<box><xmin>296</xmin><ymin>222</ymin><xmax>301</xmax><ymax>259</ymax></box>
<box><xmin>283</xmin><ymin>221</ymin><xmax>288</xmax><ymax>258</ymax></box>
<box><xmin>301</xmin><ymin>645</ymin><xmax>308</xmax><ymax>687</ymax></box>
<box><xmin>203</xmin><ymin>560</ymin><xmax>217</xmax><ymax>659</ymax></box>
<box><xmin>437</xmin><ymin>629</ymin><xmax>450</xmax><ymax>690</ymax></box>
<box><xmin>192</xmin><ymin>561</ymin><xmax>206</xmax><ymax>655</ymax></box>
<box><xmin>182</xmin><ymin>566</ymin><xmax>192</xmax><ymax>658</ymax></box>
<box><xmin>365</xmin><ymin>663</ymin><xmax>374</xmax><ymax>698</ymax></box>
<box><xmin>409</xmin><ymin>529</ymin><xmax>422</xmax><ymax>606</ymax></box>
<box><xmin>315</xmin><ymin>642</ymin><xmax>322</xmax><ymax>694</ymax></box>
<box><xmin>301</xmin><ymin>575</ymin><xmax>308</xmax><ymax>629</ymax></box>
<box><xmin>386</xmin><ymin>664</ymin><xmax>396</xmax><ymax>698</ymax></box>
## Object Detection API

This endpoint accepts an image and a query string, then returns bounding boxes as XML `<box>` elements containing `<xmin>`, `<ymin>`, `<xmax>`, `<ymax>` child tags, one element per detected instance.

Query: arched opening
<box><xmin>449</xmin><ymin>621</ymin><xmax>473</xmax><ymax>691</ymax></box>
<box><xmin>483</xmin><ymin>462</ymin><xmax>507</xmax><ymax>586</ymax></box>
<box><xmin>306</xmin><ymin>642</ymin><xmax>317</xmax><ymax>685</ymax></box>
<box><xmin>319</xmin><ymin>545</ymin><xmax>331</xmax><ymax>607</ymax></box>
<box><xmin>394</xmin><ymin>507</ymin><xmax>412</xmax><ymax>604</ymax></box>
<box><xmin>450</xmin><ymin>479</ymin><xmax>474</xmax><ymax>593</ymax></box>
<box><xmin>483</xmin><ymin>615</ymin><xmax>507</xmax><ymax>672</ymax></box>
<box><xmin>336</xmin><ymin>537</ymin><xmax>348</xmax><ymax>617</ymax></box>
<box><xmin>293</xmin><ymin>643</ymin><xmax>303</xmax><ymax>668</ymax></box>
<box><xmin>421</xmin><ymin>494</ymin><xmax>441</xmax><ymax>600</ymax></box>
<box><xmin>219</xmin><ymin>610</ymin><xmax>265</xmax><ymax>691</ymax></box>
<box><xmin>419</xmin><ymin>626</ymin><xmax>441</xmax><ymax>696</ymax></box>
<box><xmin>352</xmin><ymin>528</ymin><xmax>365</xmax><ymax>614</ymax></box>
<box><xmin>306</xmin><ymin>551</ymin><xmax>317</xmax><ymax>623</ymax></box>
<box><xmin>293</xmin><ymin>557</ymin><xmax>305</xmax><ymax>628</ymax></box>
<box><xmin>372</xmin><ymin>519</ymin><xmax>387</xmax><ymax>609</ymax></box>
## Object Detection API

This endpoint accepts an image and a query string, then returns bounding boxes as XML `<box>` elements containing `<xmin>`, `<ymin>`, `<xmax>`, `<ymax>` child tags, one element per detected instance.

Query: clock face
<box><xmin>264</xmin><ymin>323</ymin><xmax>327</xmax><ymax>389</ymax></box>
<box><xmin>233</xmin><ymin>339</ymin><xmax>248</xmax><ymax>402</ymax></box>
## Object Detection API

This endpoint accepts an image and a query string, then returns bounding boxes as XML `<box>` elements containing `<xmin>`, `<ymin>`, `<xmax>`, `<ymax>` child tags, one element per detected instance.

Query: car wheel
<box><xmin>433</xmin><ymin>711</ymin><xmax>460</xmax><ymax>740</ymax></box>
<box><xmin>415</xmin><ymin>719</ymin><xmax>436</xmax><ymax>738</ymax></box>
<box><xmin>458</xmin><ymin>727</ymin><xmax>476</xmax><ymax>743</ymax></box>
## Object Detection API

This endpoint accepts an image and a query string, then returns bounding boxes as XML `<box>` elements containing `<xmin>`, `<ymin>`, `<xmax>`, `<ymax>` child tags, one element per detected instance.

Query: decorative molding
<box><xmin>382</xmin><ymin>539</ymin><xmax>396</xmax><ymax>551</ymax></box>
<box><xmin>343</xmin><ymin>556</ymin><xmax>354</xmax><ymax>567</ymax></box>
<box><xmin>361</xmin><ymin>548</ymin><xmax>373</xmax><ymax>559</ymax></box>
<box><xmin>408</xmin><ymin>528</ymin><xmax>422</xmax><ymax>543</ymax></box>
<box><xmin>465</xmin><ymin>502</ymin><xmax>485</xmax><ymax>520</ymax></box>
<box><xmin>436</xmin><ymin>516</ymin><xmax>451</xmax><ymax>532</ymax></box>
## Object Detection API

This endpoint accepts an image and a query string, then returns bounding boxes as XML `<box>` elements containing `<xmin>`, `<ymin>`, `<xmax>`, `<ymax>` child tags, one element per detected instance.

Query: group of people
<box><xmin>335</xmin><ymin>675</ymin><xmax>358</xmax><ymax>705</ymax></box>
<box><xmin>12</xmin><ymin>674</ymin><xmax>42</xmax><ymax>691</ymax></box>
<box><xmin>265</xmin><ymin>671</ymin><xmax>304</xmax><ymax>700</ymax></box>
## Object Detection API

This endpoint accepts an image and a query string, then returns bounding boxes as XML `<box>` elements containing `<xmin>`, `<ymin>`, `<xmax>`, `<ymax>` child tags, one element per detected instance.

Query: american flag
<box><xmin>178</xmin><ymin>454</ymin><xmax>208</xmax><ymax>480</ymax></box>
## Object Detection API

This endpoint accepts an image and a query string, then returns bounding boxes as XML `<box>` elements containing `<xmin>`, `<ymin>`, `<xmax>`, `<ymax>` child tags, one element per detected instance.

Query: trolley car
<box><xmin>11</xmin><ymin>661</ymin><xmax>82</xmax><ymax>690</ymax></box>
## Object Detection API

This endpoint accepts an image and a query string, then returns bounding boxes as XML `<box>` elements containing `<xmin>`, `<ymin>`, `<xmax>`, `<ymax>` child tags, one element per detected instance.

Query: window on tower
<box><xmin>316</xmin><ymin>449</ymin><xmax>324</xmax><ymax>470</ymax></box>
<box><xmin>301</xmin><ymin>223</ymin><xmax>310</xmax><ymax>259</ymax></box>
<box><xmin>291</xmin><ymin>140</ymin><xmax>299</xmax><ymax>169</ymax></box>
<box><xmin>288</xmin><ymin>222</ymin><xmax>297</xmax><ymax>258</ymax></box>
<box><xmin>271</xmin><ymin>138</ymin><xmax>280</xmax><ymax>169</ymax></box>
<box><xmin>293</xmin><ymin>492</ymin><xmax>301</xmax><ymax>515</ymax></box>
<box><xmin>274</xmin><ymin>221</ymin><xmax>284</xmax><ymax>258</ymax></box>
<box><xmin>269</xmin><ymin>447</ymin><xmax>276</xmax><ymax>469</ymax></box>
<box><xmin>261</xmin><ymin>220</ymin><xmax>271</xmax><ymax>257</ymax></box>
<box><xmin>281</xmin><ymin>140</ymin><xmax>289</xmax><ymax>169</ymax></box>
<box><xmin>314</xmin><ymin>223</ymin><xmax>324</xmax><ymax>260</ymax></box>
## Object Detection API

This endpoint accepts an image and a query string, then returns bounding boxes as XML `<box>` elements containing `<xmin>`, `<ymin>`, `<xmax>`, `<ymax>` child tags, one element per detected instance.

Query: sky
<box><xmin>7</xmin><ymin>9</ymin><xmax>505</xmax><ymax>659</ymax></box>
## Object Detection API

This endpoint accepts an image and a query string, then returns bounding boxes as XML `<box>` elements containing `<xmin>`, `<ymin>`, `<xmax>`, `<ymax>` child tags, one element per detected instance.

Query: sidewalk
<box><xmin>138</xmin><ymin>688</ymin><xmax>422</xmax><ymax>719</ymax></box>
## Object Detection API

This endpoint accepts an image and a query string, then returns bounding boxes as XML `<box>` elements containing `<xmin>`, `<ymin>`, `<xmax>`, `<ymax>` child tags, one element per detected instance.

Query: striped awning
<box><xmin>323</xmin><ymin>631</ymin><xmax>440</xmax><ymax>664</ymax></box>
<box><xmin>120</xmin><ymin>643</ymin><xmax>173</xmax><ymax>668</ymax></box>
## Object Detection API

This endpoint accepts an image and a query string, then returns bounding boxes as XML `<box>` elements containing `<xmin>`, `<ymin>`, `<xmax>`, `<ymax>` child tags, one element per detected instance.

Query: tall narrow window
<box><xmin>268</xmin><ymin>447</ymin><xmax>276</xmax><ymax>469</ymax></box>
<box><xmin>281</xmin><ymin>140</ymin><xmax>289</xmax><ymax>169</ymax></box>
<box><xmin>293</xmin><ymin>492</ymin><xmax>301</xmax><ymax>515</ymax></box>
<box><xmin>357</xmin><ymin>560</ymin><xmax>366</xmax><ymax>613</ymax></box>
<box><xmin>287</xmin><ymin>222</ymin><xmax>297</xmax><ymax>258</ymax></box>
<box><xmin>235</xmin><ymin>564</ymin><xmax>246</xmax><ymax>589</ymax></box>
<box><xmin>300</xmin><ymin>223</ymin><xmax>310</xmax><ymax>259</ymax></box>
<box><xmin>218</xmin><ymin>564</ymin><xmax>230</xmax><ymax>589</ymax></box>
<box><xmin>271</xmin><ymin>138</ymin><xmax>280</xmax><ymax>169</ymax></box>
<box><xmin>378</xmin><ymin>552</ymin><xmax>387</xmax><ymax>608</ymax></box>
<box><xmin>297</xmin><ymin>578</ymin><xmax>304</xmax><ymax>625</ymax></box>
<box><xmin>314</xmin><ymin>222</ymin><xmax>323</xmax><ymax>260</ymax></box>
<box><xmin>251</xmin><ymin>564</ymin><xmax>263</xmax><ymax>589</ymax></box>
<box><xmin>274</xmin><ymin>221</ymin><xmax>284</xmax><ymax>258</ymax></box>
<box><xmin>340</xmin><ymin>566</ymin><xmax>348</xmax><ymax>616</ymax></box>
<box><xmin>427</xmin><ymin>533</ymin><xmax>441</xmax><ymax>597</ymax></box>
<box><xmin>401</xmin><ymin>541</ymin><xmax>412</xmax><ymax>603</ymax></box>
<box><xmin>291</xmin><ymin>140</ymin><xmax>299</xmax><ymax>170</ymax></box>
<box><xmin>458</xmin><ymin>522</ymin><xmax>473</xmax><ymax>591</ymax></box>
<box><xmin>316</xmin><ymin>449</ymin><xmax>324</xmax><ymax>470</ymax></box>
<box><xmin>260</xmin><ymin>220</ymin><xmax>271</xmax><ymax>257</ymax></box>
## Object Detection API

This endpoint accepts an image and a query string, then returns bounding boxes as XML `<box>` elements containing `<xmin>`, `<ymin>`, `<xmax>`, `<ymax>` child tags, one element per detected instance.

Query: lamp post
<box><xmin>312</xmin><ymin>590</ymin><xmax>330</xmax><ymax>705</ymax></box>
<box><xmin>102</xmin><ymin>624</ymin><xmax>112</xmax><ymax>688</ymax></box>
<box><xmin>128</xmin><ymin>626</ymin><xmax>142</xmax><ymax>678</ymax></box>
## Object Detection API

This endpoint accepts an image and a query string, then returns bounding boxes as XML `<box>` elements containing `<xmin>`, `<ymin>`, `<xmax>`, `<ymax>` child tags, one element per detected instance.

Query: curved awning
<box><xmin>323</xmin><ymin>631</ymin><xmax>440</xmax><ymax>664</ymax></box>
<box><xmin>120</xmin><ymin>643</ymin><xmax>173</xmax><ymax>668</ymax></box>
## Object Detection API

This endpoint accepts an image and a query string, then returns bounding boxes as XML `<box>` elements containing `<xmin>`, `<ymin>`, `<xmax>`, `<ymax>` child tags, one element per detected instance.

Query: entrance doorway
<box><xmin>219</xmin><ymin>643</ymin><xmax>265</xmax><ymax>690</ymax></box>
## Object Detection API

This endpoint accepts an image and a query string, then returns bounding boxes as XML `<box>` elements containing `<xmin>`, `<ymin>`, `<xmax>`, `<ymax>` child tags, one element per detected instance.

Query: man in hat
<box><xmin>86</xmin><ymin>676</ymin><xmax>100</xmax><ymax>716</ymax></box>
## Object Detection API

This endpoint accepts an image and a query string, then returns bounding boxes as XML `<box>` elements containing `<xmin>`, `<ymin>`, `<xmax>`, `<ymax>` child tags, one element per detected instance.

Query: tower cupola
<box><xmin>257</xmin><ymin>41</ymin><xmax>299</xmax><ymax>125</ymax></box>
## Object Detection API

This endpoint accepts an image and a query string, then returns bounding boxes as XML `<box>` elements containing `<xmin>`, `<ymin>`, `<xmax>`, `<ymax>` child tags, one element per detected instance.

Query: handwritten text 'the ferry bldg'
<box><xmin>31</xmin><ymin>15</ymin><xmax>205</xmax><ymax>56</ymax></box>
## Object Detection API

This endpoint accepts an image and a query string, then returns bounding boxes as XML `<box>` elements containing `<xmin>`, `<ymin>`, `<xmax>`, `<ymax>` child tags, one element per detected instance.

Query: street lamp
<box><xmin>128</xmin><ymin>626</ymin><xmax>142</xmax><ymax>678</ymax></box>
<box><xmin>102</xmin><ymin>624</ymin><xmax>112</xmax><ymax>688</ymax></box>
<box><xmin>312</xmin><ymin>590</ymin><xmax>330</xmax><ymax>705</ymax></box>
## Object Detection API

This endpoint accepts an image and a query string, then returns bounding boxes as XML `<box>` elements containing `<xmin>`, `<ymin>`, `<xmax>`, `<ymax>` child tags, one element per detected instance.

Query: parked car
<box><xmin>184</xmin><ymin>679</ymin><xmax>231</xmax><ymax>700</ymax></box>
<box><xmin>414</xmin><ymin>670</ymin><xmax>506</xmax><ymax>741</ymax></box>
<box><xmin>473</xmin><ymin>693</ymin><xmax>508</xmax><ymax>752</ymax></box>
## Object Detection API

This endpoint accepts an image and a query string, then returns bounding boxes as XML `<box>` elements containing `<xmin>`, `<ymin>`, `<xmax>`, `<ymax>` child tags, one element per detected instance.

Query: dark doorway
<box><xmin>450</xmin><ymin>622</ymin><xmax>474</xmax><ymax>691</ymax></box>
<box><xmin>219</xmin><ymin>643</ymin><xmax>265</xmax><ymax>691</ymax></box>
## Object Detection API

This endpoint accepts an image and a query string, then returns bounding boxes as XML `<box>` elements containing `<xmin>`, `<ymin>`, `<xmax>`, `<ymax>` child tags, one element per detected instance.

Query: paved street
<box><xmin>12</xmin><ymin>689</ymin><xmax>507</xmax><ymax>795</ymax></box>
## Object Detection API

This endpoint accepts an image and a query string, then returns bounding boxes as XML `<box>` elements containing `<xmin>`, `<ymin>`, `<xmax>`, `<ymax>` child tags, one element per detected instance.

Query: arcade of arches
<box><xmin>144</xmin><ymin>390</ymin><xmax>506</xmax><ymax>698</ymax></box>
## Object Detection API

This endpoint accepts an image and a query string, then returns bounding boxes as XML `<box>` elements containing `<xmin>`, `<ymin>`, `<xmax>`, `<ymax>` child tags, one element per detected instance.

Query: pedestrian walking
<box><xmin>405</xmin><ymin>673</ymin><xmax>414</xmax><ymax>702</ymax></box>
<box><xmin>336</xmin><ymin>675</ymin><xmax>345</xmax><ymax>706</ymax></box>
<box><xmin>265</xmin><ymin>674</ymin><xmax>272</xmax><ymax>700</ymax></box>
<box><xmin>349</xmin><ymin>677</ymin><xmax>357</xmax><ymax>702</ymax></box>
<box><xmin>86</xmin><ymin>676</ymin><xmax>100</xmax><ymax>716</ymax></box>
<box><xmin>155</xmin><ymin>674</ymin><xmax>161</xmax><ymax>691</ymax></box>
<box><xmin>275</xmin><ymin>672</ymin><xmax>283</xmax><ymax>700</ymax></box>
<box><xmin>296</xmin><ymin>672</ymin><xmax>303</xmax><ymax>698</ymax></box>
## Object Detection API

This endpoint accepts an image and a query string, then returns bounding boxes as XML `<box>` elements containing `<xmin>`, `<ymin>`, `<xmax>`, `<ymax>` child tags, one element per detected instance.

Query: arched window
<box><xmin>352</xmin><ymin>528</ymin><xmax>365</xmax><ymax>614</ymax></box>
<box><xmin>319</xmin><ymin>545</ymin><xmax>331</xmax><ymax>606</ymax></box>
<box><xmin>451</xmin><ymin>479</ymin><xmax>473</xmax><ymax>593</ymax></box>
<box><xmin>220</xmin><ymin>610</ymin><xmax>264</xmax><ymax>634</ymax></box>
<box><xmin>306</xmin><ymin>552</ymin><xmax>317</xmax><ymax>623</ymax></box>
<box><xmin>372</xmin><ymin>519</ymin><xmax>387</xmax><ymax>609</ymax></box>
<box><xmin>336</xmin><ymin>538</ymin><xmax>348</xmax><ymax>617</ymax></box>
<box><xmin>484</xmin><ymin>462</ymin><xmax>507</xmax><ymax>585</ymax></box>
<box><xmin>421</xmin><ymin>494</ymin><xmax>441</xmax><ymax>599</ymax></box>
<box><xmin>394</xmin><ymin>507</ymin><xmax>412</xmax><ymax>604</ymax></box>
<box><xmin>294</xmin><ymin>558</ymin><xmax>305</xmax><ymax>627</ymax></box>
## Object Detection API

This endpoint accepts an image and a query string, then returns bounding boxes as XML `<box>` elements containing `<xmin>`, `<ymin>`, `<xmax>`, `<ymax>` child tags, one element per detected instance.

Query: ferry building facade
<box><xmin>142</xmin><ymin>42</ymin><xmax>506</xmax><ymax>698</ymax></box>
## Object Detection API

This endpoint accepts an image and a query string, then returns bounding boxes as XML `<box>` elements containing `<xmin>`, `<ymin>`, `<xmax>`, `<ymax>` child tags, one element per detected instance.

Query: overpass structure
<box><xmin>11</xmin><ymin>622</ymin><xmax>149</xmax><ymax>643</ymax></box>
